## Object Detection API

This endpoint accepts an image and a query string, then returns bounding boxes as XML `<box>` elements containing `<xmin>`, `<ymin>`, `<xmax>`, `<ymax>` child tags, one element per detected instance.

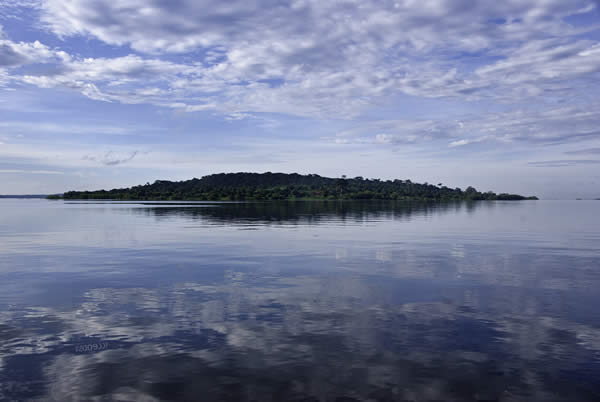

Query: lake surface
<box><xmin>1</xmin><ymin>199</ymin><xmax>599</xmax><ymax>401</ymax></box>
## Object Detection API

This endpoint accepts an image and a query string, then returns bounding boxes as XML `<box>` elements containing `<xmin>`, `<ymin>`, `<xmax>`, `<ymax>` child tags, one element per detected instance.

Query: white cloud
<box><xmin>0</xmin><ymin>38</ymin><xmax>69</xmax><ymax>67</ymax></box>
<box><xmin>0</xmin><ymin>68</ymin><xmax>7</xmax><ymax>86</ymax></box>
<box><xmin>449</xmin><ymin>139</ymin><xmax>470</xmax><ymax>147</ymax></box>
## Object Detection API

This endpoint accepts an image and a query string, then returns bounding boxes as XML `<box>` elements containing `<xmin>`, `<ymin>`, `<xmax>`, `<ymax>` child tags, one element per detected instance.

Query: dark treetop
<box><xmin>53</xmin><ymin>172</ymin><xmax>538</xmax><ymax>201</ymax></box>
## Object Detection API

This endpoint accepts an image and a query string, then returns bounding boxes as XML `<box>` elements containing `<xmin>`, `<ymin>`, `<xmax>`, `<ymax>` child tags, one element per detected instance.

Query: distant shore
<box><xmin>0</xmin><ymin>195</ymin><xmax>49</xmax><ymax>199</ymax></box>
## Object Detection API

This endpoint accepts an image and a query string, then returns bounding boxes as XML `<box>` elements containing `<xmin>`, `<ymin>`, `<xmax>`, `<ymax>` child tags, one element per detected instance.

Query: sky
<box><xmin>0</xmin><ymin>1</ymin><xmax>599</xmax><ymax>199</ymax></box>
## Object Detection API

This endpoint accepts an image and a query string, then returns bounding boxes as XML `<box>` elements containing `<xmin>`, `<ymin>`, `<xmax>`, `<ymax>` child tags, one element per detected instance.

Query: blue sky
<box><xmin>1</xmin><ymin>0</ymin><xmax>599</xmax><ymax>198</ymax></box>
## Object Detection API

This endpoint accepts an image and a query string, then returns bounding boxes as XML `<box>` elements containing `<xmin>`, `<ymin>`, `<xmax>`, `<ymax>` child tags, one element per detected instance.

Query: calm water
<box><xmin>1</xmin><ymin>199</ymin><xmax>599</xmax><ymax>401</ymax></box>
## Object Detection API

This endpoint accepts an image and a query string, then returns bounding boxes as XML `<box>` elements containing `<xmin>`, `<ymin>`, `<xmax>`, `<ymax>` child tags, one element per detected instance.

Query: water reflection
<box><xmin>1</xmin><ymin>200</ymin><xmax>600</xmax><ymax>401</ymax></box>
<box><xmin>126</xmin><ymin>200</ymin><xmax>473</xmax><ymax>225</ymax></box>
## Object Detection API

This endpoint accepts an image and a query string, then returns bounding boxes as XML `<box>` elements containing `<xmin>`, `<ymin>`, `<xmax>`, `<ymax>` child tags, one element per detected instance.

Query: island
<box><xmin>49</xmin><ymin>172</ymin><xmax>538</xmax><ymax>201</ymax></box>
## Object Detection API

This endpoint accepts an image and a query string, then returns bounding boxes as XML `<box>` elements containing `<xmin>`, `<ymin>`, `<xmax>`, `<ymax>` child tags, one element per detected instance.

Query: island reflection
<box><xmin>127</xmin><ymin>200</ymin><xmax>482</xmax><ymax>225</ymax></box>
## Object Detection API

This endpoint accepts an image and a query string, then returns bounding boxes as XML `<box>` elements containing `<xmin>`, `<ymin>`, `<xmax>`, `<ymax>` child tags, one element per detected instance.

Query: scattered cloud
<box><xmin>329</xmin><ymin>103</ymin><xmax>600</xmax><ymax>149</ymax></box>
<box><xmin>453</xmin><ymin>105</ymin><xmax>600</xmax><ymax>147</ymax></box>
<box><xmin>0</xmin><ymin>1</ymin><xmax>595</xmax><ymax>118</ymax></box>
<box><xmin>528</xmin><ymin>159</ymin><xmax>600</xmax><ymax>167</ymax></box>
<box><xmin>332</xmin><ymin>119</ymin><xmax>453</xmax><ymax>145</ymax></box>
<box><xmin>0</xmin><ymin>1</ymin><xmax>39</xmax><ymax>21</ymax></box>
<box><xmin>565</xmin><ymin>147</ymin><xmax>600</xmax><ymax>155</ymax></box>
<box><xmin>0</xmin><ymin>120</ymin><xmax>137</xmax><ymax>136</ymax></box>
<box><xmin>83</xmin><ymin>150</ymin><xmax>140</xmax><ymax>166</ymax></box>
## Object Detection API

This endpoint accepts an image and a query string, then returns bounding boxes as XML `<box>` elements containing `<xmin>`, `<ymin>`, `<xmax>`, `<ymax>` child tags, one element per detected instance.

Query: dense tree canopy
<box><xmin>55</xmin><ymin>172</ymin><xmax>538</xmax><ymax>201</ymax></box>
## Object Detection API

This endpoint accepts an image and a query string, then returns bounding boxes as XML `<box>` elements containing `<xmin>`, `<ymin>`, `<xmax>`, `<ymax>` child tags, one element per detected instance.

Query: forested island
<box><xmin>49</xmin><ymin>172</ymin><xmax>538</xmax><ymax>201</ymax></box>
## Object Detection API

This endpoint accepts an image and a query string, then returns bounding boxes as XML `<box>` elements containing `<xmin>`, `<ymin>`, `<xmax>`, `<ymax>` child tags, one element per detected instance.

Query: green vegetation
<box><xmin>54</xmin><ymin>172</ymin><xmax>538</xmax><ymax>201</ymax></box>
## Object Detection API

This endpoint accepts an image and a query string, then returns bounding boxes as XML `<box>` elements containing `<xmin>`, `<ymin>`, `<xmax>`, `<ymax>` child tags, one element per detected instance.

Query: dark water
<box><xmin>1</xmin><ymin>199</ymin><xmax>599</xmax><ymax>401</ymax></box>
